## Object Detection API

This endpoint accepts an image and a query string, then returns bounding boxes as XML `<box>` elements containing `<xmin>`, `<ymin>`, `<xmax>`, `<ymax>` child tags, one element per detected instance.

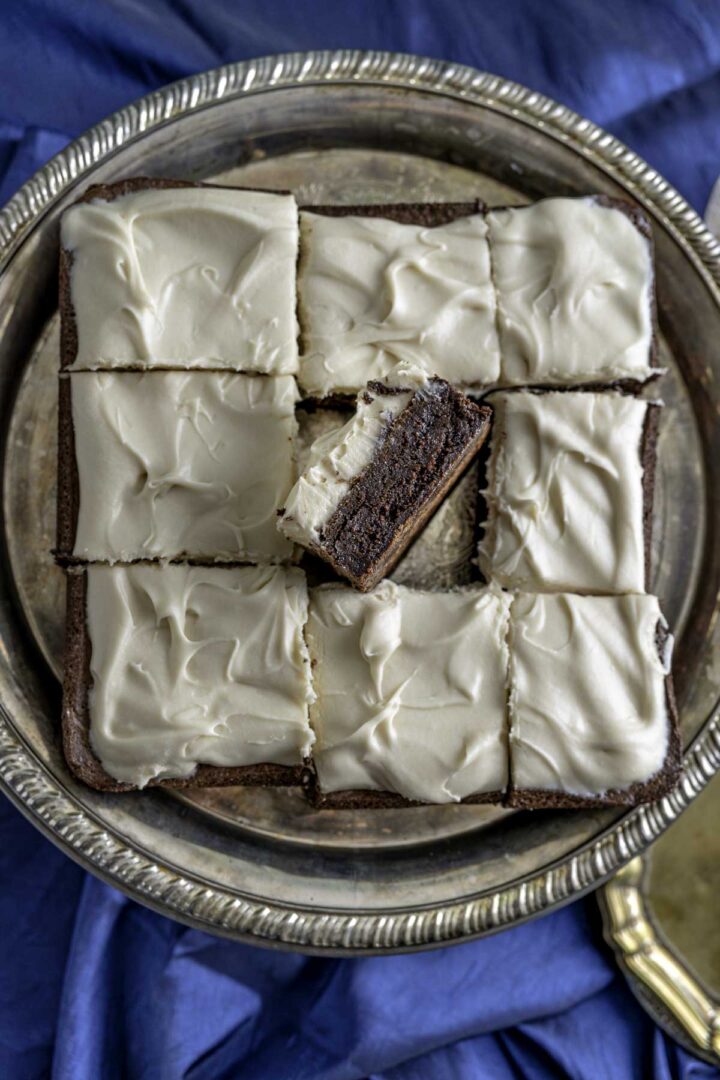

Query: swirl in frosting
<box><xmin>62</xmin><ymin>187</ymin><xmax>299</xmax><ymax>372</ymax></box>
<box><xmin>306</xmin><ymin>581</ymin><xmax>511</xmax><ymax>803</ymax></box>
<box><xmin>298</xmin><ymin>210</ymin><xmax>501</xmax><ymax>395</ymax></box>
<box><xmin>71</xmin><ymin>371</ymin><xmax>299</xmax><ymax>562</ymax></box>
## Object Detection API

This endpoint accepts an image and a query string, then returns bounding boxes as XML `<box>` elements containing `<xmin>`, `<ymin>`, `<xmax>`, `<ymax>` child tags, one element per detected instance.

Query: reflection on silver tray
<box><xmin>600</xmin><ymin>771</ymin><xmax>720</xmax><ymax>1064</ymax></box>
<box><xmin>0</xmin><ymin>51</ymin><xmax>719</xmax><ymax>953</ymax></box>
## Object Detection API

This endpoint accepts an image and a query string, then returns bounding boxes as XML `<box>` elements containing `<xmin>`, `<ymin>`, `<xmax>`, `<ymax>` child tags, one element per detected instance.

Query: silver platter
<box><xmin>1</xmin><ymin>50</ymin><xmax>719</xmax><ymax>953</ymax></box>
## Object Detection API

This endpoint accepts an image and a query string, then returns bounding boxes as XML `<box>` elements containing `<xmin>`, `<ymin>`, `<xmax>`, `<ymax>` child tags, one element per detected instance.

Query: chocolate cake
<box><xmin>303</xmin><ymin>587</ymin><xmax>680</xmax><ymax>811</ymax></box>
<box><xmin>56</xmin><ymin>370</ymin><xmax>298</xmax><ymax>565</ymax></box>
<box><xmin>59</xmin><ymin>177</ymin><xmax>299</xmax><ymax>374</ymax></box>
<box><xmin>55</xmin><ymin>180</ymin><xmax>679</xmax><ymax>811</ymax></box>
<box><xmin>478</xmin><ymin>390</ymin><xmax>660</xmax><ymax>594</ymax></box>
<box><xmin>278</xmin><ymin>372</ymin><xmax>492</xmax><ymax>591</ymax></box>
<box><xmin>487</xmin><ymin>195</ymin><xmax>660</xmax><ymax>389</ymax></box>
<box><xmin>297</xmin><ymin>199</ymin><xmax>501</xmax><ymax>397</ymax></box>
<box><xmin>506</xmin><ymin>593</ymin><xmax>681</xmax><ymax>808</ymax></box>
<box><xmin>62</xmin><ymin>564</ymin><xmax>314</xmax><ymax>792</ymax></box>
<box><xmin>303</xmin><ymin>582</ymin><xmax>511</xmax><ymax>808</ymax></box>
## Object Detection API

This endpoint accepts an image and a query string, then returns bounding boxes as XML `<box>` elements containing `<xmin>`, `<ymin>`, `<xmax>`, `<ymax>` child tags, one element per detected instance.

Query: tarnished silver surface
<box><xmin>601</xmin><ymin>774</ymin><xmax>720</xmax><ymax>1064</ymax></box>
<box><xmin>0</xmin><ymin>51</ymin><xmax>719</xmax><ymax>952</ymax></box>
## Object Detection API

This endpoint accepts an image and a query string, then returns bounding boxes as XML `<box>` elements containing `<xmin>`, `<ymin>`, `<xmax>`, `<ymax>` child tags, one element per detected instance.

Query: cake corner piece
<box><xmin>487</xmin><ymin>194</ymin><xmax>658</xmax><ymax>388</ymax></box>
<box><xmin>506</xmin><ymin>592</ymin><xmax>680</xmax><ymax>809</ymax></box>
<box><xmin>59</xmin><ymin>177</ymin><xmax>299</xmax><ymax>374</ymax></box>
<box><xmin>62</xmin><ymin>563</ymin><xmax>314</xmax><ymax>792</ymax></box>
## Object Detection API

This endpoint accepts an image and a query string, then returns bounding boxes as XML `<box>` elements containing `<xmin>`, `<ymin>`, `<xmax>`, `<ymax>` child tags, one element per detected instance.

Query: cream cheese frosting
<box><xmin>62</xmin><ymin>187</ymin><xmax>299</xmax><ymax>372</ymax></box>
<box><xmin>478</xmin><ymin>391</ymin><xmax>649</xmax><ymax>594</ymax></box>
<box><xmin>279</xmin><ymin>369</ymin><xmax>430</xmax><ymax>547</ymax></box>
<box><xmin>487</xmin><ymin>197</ymin><xmax>655</xmax><ymax>385</ymax></box>
<box><xmin>71</xmin><ymin>371</ymin><xmax>298</xmax><ymax>562</ymax></box>
<box><xmin>509</xmin><ymin>592</ymin><xmax>671</xmax><ymax>795</ymax></box>
<box><xmin>86</xmin><ymin>564</ymin><xmax>315</xmax><ymax>787</ymax></box>
<box><xmin>306</xmin><ymin>582</ymin><xmax>511</xmax><ymax>802</ymax></box>
<box><xmin>298</xmin><ymin>210</ymin><xmax>501</xmax><ymax>396</ymax></box>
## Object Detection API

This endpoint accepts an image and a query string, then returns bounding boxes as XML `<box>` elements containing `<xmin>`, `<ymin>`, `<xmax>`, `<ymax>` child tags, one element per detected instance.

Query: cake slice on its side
<box><xmin>278</xmin><ymin>371</ymin><xmax>492</xmax><ymax>591</ymax></box>
<box><xmin>62</xmin><ymin>564</ymin><xmax>315</xmax><ymax>791</ymax></box>
<box><xmin>60</xmin><ymin>178</ymin><xmax>299</xmax><ymax>373</ymax></box>
<box><xmin>56</xmin><ymin>371</ymin><xmax>299</xmax><ymax>565</ymax></box>
<box><xmin>507</xmin><ymin>592</ymin><xmax>680</xmax><ymax>808</ymax></box>
<box><xmin>304</xmin><ymin>582</ymin><xmax>511</xmax><ymax>808</ymax></box>
<box><xmin>298</xmin><ymin>200</ymin><xmax>501</xmax><ymax>397</ymax></box>
<box><xmin>478</xmin><ymin>390</ymin><xmax>658</xmax><ymax>595</ymax></box>
<box><xmin>487</xmin><ymin>195</ymin><xmax>658</xmax><ymax>388</ymax></box>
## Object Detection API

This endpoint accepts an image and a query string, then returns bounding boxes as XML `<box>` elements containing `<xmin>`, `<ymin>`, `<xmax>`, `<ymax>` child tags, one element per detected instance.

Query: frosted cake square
<box><xmin>478</xmin><ymin>390</ymin><xmax>657</xmax><ymax>594</ymax></box>
<box><xmin>62</xmin><ymin>564</ymin><xmax>314</xmax><ymax>790</ymax></box>
<box><xmin>60</xmin><ymin>180</ymin><xmax>299</xmax><ymax>373</ymax></box>
<box><xmin>507</xmin><ymin>593</ymin><xmax>680</xmax><ymax>807</ymax></box>
<box><xmin>57</xmin><ymin>371</ymin><xmax>298</xmax><ymax>563</ymax></box>
<box><xmin>305</xmin><ymin>582</ymin><xmax>510</xmax><ymax>806</ymax></box>
<box><xmin>487</xmin><ymin>196</ymin><xmax>656</xmax><ymax>387</ymax></box>
<box><xmin>298</xmin><ymin>202</ymin><xmax>501</xmax><ymax>396</ymax></box>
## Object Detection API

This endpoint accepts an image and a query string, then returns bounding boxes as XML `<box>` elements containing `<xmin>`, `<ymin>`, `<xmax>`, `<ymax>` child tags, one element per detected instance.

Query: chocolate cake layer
<box><xmin>321</xmin><ymin>384</ymin><xmax>490</xmax><ymax>590</ymax></box>
<box><xmin>641</xmin><ymin>403</ymin><xmax>660</xmax><ymax>590</ymax></box>
<box><xmin>303</xmin><ymin>778</ymin><xmax>502</xmax><ymax>810</ymax></box>
<box><xmin>304</xmin><ymin>199</ymin><xmax>485</xmax><ymax>226</ymax></box>
<box><xmin>56</xmin><ymin>375</ymin><xmax>77</xmax><ymax>561</ymax></box>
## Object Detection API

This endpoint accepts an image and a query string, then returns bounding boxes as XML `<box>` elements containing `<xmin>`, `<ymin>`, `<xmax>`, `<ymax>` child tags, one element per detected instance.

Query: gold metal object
<box><xmin>601</xmin><ymin>774</ymin><xmax>720</xmax><ymax>1064</ymax></box>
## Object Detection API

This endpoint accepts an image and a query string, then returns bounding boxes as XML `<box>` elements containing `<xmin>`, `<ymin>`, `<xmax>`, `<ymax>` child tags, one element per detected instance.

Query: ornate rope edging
<box><xmin>2</xmin><ymin>51</ymin><xmax>720</xmax><ymax>277</ymax></box>
<box><xmin>2</xmin><ymin>705</ymin><xmax>719</xmax><ymax>949</ymax></box>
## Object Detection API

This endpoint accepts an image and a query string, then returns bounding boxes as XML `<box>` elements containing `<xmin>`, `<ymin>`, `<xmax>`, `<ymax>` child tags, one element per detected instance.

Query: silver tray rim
<box><xmin>1</xmin><ymin>48</ymin><xmax>720</xmax><ymax>953</ymax></box>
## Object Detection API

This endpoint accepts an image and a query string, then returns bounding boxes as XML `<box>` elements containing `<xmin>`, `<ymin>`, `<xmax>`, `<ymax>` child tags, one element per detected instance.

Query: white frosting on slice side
<box><xmin>509</xmin><ymin>593</ymin><xmax>671</xmax><ymax>795</ymax></box>
<box><xmin>62</xmin><ymin>187</ymin><xmax>299</xmax><ymax>372</ymax></box>
<box><xmin>479</xmin><ymin>391</ymin><xmax>648</xmax><ymax>593</ymax></box>
<box><xmin>488</xmin><ymin>197</ymin><xmax>654</xmax><ymax>385</ymax></box>
<box><xmin>298</xmin><ymin>211</ymin><xmax>501</xmax><ymax>395</ymax></box>
<box><xmin>279</xmin><ymin>372</ymin><xmax>425</xmax><ymax>546</ymax></box>
<box><xmin>86</xmin><ymin>564</ymin><xmax>315</xmax><ymax>787</ymax></box>
<box><xmin>306</xmin><ymin>582</ymin><xmax>511</xmax><ymax>802</ymax></box>
<box><xmin>71</xmin><ymin>371</ymin><xmax>298</xmax><ymax>562</ymax></box>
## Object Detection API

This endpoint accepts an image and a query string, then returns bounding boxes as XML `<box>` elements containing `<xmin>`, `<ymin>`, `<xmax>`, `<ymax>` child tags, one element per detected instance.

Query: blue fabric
<box><xmin>1</xmin><ymin>2</ymin><xmax>719</xmax><ymax>1077</ymax></box>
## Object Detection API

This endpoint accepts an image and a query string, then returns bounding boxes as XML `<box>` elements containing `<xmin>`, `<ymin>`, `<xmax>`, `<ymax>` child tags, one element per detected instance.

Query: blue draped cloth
<box><xmin>1</xmin><ymin>2</ymin><xmax>719</xmax><ymax>1077</ymax></box>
